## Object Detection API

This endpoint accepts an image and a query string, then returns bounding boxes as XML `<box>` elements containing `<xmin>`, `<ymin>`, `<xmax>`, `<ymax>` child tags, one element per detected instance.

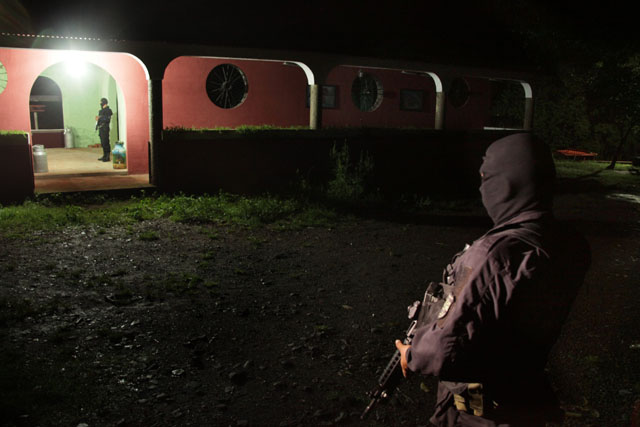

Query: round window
<box><xmin>206</xmin><ymin>64</ymin><xmax>248</xmax><ymax>109</ymax></box>
<box><xmin>449</xmin><ymin>77</ymin><xmax>471</xmax><ymax>108</ymax></box>
<box><xmin>351</xmin><ymin>72</ymin><xmax>383</xmax><ymax>112</ymax></box>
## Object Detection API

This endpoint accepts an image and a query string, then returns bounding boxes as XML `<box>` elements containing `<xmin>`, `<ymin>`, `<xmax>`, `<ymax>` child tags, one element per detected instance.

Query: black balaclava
<box><xmin>479</xmin><ymin>133</ymin><xmax>556</xmax><ymax>226</ymax></box>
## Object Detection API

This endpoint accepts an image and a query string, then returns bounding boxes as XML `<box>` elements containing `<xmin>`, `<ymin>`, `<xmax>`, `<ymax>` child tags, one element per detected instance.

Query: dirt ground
<box><xmin>1</xmin><ymin>183</ymin><xmax>639</xmax><ymax>426</ymax></box>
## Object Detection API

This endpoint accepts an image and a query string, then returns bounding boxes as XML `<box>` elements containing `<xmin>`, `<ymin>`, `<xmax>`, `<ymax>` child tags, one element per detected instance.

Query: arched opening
<box><xmin>485</xmin><ymin>79</ymin><xmax>531</xmax><ymax>130</ymax></box>
<box><xmin>0</xmin><ymin>47</ymin><xmax>152</xmax><ymax>198</ymax></box>
<box><xmin>29</xmin><ymin>60</ymin><xmax>148</xmax><ymax>191</ymax></box>
<box><xmin>30</xmin><ymin>76</ymin><xmax>64</xmax><ymax>131</ymax></box>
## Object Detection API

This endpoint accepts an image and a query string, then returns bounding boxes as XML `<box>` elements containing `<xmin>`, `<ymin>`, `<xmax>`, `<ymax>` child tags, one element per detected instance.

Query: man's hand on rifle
<box><xmin>395</xmin><ymin>340</ymin><xmax>411</xmax><ymax>378</ymax></box>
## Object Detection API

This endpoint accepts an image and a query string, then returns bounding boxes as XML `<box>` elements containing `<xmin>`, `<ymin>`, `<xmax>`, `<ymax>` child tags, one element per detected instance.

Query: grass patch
<box><xmin>164</xmin><ymin>125</ymin><xmax>309</xmax><ymax>135</ymax></box>
<box><xmin>235</xmin><ymin>124</ymin><xmax>307</xmax><ymax>133</ymax></box>
<box><xmin>0</xmin><ymin>195</ymin><xmax>134</xmax><ymax>238</ymax></box>
<box><xmin>0</xmin><ymin>192</ymin><xmax>342</xmax><ymax>237</ymax></box>
<box><xmin>555</xmin><ymin>159</ymin><xmax>630</xmax><ymax>178</ymax></box>
<box><xmin>0</xmin><ymin>296</ymin><xmax>67</xmax><ymax>327</ymax></box>
<box><xmin>138</xmin><ymin>230</ymin><xmax>160</xmax><ymax>241</ymax></box>
<box><xmin>126</xmin><ymin>192</ymin><xmax>340</xmax><ymax>228</ymax></box>
<box><xmin>555</xmin><ymin>159</ymin><xmax>639</xmax><ymax>192</ymax></box>
<box><xmin>2</xmin><ymin>158</ymin><xmax>635</xmax><ymax>239</ymax></box>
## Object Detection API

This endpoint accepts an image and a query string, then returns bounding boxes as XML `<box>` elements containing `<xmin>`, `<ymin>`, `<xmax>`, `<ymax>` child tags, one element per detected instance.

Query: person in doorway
<box><xmin>95</xmin><ymin>97</ymin><xmax>112</xmax><ymax>162</ymax></box>
<box><xmin>395</xmin><ymin>133</ymin><xmax>591</xmax><ymax>426</ymax></box>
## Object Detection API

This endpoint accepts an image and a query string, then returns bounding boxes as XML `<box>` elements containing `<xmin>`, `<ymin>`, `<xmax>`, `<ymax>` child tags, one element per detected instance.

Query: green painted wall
<box><xmin>40</xmin><ymin>62</ymin><xmax>120</xmax><ymax>148</ymax></box>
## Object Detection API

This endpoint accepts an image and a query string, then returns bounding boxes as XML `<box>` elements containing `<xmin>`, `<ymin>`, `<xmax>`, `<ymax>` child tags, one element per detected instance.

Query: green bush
<box><xmin>0</xmin><ymin>130</ymin><xmax>28</xmax><ymax>136</ymax></box>
<box><xmin>326</xmin><ymin>143</ymin><xmax>378</xmax><ymax>205</ymax></box>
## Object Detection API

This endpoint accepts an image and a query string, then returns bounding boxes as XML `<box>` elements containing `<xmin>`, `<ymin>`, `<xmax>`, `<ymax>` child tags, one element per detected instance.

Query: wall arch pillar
<box><xmin>148</xmin><ymin>78</ymin><xmax>163</xmax><ymax>186</ymax></box>
<box><xmin>282</xmin><ymin>61</ymin><xmax>320</xmax><ymax>129</ymax></box>
<box><xmin>520</xmin><ymin>81</ymin><xmax>533</xmax><ymax>130</ymax></box>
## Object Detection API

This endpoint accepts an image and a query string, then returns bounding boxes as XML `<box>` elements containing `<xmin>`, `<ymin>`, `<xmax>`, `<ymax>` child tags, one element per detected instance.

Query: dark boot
<box><xmin>101</xmin><ymin>153</ymin><xmax>110</xmax><ymax>162</ymax></box>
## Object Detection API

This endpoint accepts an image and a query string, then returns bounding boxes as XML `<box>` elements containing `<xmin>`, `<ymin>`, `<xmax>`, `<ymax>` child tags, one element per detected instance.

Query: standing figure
<box><xmin>95</xmin><ymin>97</ymin><xmax>113</xmax><ymax>162</ymax></box>
<box><xmin>395</xmin><ymin>133</ymin><xmax>591</xmax><ymax>426</ymax></box>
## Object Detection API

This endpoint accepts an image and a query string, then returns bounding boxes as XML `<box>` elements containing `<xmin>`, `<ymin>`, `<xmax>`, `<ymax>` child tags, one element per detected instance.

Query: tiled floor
<box><xmin>34</xmin><ymin>147</ymin><xmax>153</xmax><ymax>194</ymax></box>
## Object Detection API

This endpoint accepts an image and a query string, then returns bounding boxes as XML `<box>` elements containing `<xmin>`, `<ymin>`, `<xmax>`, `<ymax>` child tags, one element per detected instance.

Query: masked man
<box><xmin>396</xmin><ymin>133</ymin><xmax>591</xmax><ymax>426</ymax></box>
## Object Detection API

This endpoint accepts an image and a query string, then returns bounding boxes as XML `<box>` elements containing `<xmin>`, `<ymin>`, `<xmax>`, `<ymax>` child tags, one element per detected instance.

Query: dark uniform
<box><xmin>403</xmin><ymin>134</ymin><xmax>591</xmax><ymax>426</ymax></box>
<box><xmin>96</xmin><ymin>98</ymin><xmax>112</xmax><ymax>161</ymax></box>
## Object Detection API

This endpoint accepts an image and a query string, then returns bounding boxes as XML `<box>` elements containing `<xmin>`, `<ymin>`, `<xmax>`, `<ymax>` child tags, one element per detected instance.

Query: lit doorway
<box><xmin>30</xmin><ymin>61</ymin><xmax>149</xmax><ymax>193</ymax></box>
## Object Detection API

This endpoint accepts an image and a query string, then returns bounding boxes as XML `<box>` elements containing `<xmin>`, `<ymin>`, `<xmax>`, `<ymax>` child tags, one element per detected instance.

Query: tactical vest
<box><xmin>414</xmin><ymin>243</ymin><xmax>489</xmax><ymax>416</ymax></box>
<box><xmin>417</xmin><ymin>224</ymin><xmax>549</xmax><ymax>417</ymax></box>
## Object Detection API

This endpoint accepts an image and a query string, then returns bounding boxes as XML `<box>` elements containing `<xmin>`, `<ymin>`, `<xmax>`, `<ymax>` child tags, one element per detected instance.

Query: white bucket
<box><xmin>33</xmin><ymin>144</ymin><xmax>49</xmax><ymax>173</ymax></box>
<box><xmin>64</xmin><ymin>128</ymin><xmax>74</xmax><ymax>148</ymax></box>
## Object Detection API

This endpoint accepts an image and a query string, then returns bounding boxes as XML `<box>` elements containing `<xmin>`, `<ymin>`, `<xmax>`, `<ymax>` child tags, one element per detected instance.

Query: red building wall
<box><xmin>444</xmin><ymin>77</ymin><xmax>492</xmax><ymax>130</ymax></box>
<box><xmin>0</xmin><ymin>47</ymin><xmax>149</xmax><ymax>174</ymax></box>
<box><xmin>323</xmin><ymin>66</ymin><xmax>437</xmax><ymax>128</ymax></box>
<box><xmin>162</xmin><ymin>60</ymin><xmax>494</xmax><ymax>131</ymax></box>
<box><xmin>1</xmin><ymin>45</ymin><xmax>501</xmax><ymax>196</ymax></box>
<box><xmin>163</xmin><ymin>57</ymin><xmax>309</xmax><ymax>129</ymax></box>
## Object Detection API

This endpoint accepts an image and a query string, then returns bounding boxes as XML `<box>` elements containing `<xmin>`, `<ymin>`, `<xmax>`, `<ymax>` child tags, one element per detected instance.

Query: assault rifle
<box><xmin>360</xmin><ymin>282</ymin><xmax>447</xmax><ymax>420</ymax></box>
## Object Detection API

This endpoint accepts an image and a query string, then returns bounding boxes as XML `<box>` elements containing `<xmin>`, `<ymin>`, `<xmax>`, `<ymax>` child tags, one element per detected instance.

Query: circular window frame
<box><xmin>448</xmin><ymin>77</ymin><xmax>471</xmax><ymax>108</ymax></box>
<box><xmin>205</xmin><ymin>63</ymin><xmax>248</xmax><ymax>109</ymax></box>
<box><xmin>351</xmin><ymin>72</ymin><xmax>383</xmax><ymax>112</ymax></box>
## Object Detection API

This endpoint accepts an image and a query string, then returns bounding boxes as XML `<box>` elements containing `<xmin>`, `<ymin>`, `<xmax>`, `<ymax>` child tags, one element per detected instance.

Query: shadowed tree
<box><xmin>484</xmin><ymin>1</ymin><xmax>640</xmax><ymax>164</ymax></box>
<box><xmin>532</xmin><ymin>65</ymin><xmax>594</xmax><ymax>152</ymax></box>
<box><xmin>586</xmin><ymin>53</ymin><xmax>640</xmax><ymax>169</ymax></box>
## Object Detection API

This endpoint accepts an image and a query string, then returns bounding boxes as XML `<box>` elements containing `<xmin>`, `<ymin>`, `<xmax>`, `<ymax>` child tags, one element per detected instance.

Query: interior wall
<box><xmin>40</xmin><ymin>62</ymin><xmax>119</xmax><ymax>148</ymax></box>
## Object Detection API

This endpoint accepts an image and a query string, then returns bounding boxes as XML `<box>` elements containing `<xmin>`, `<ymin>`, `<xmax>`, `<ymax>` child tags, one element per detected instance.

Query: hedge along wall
<box><xmin>0</xmin><ymin>132</ymin><xmax>33</xmax><ymax>204</ymax></box>
<box><xmin>157</xmin><ymin>129</ymin><xmax>514</xmax><ymax>197</ymax></box>
<box><xmin>39</xmin><ymin>62</ymin><xmax>119</xmax><ymax>148</ymax></box>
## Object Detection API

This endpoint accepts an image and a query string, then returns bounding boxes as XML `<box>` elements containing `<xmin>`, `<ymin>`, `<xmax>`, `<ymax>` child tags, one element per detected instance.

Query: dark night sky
<box><xmin>5</xmin><ymin>0</ymin><xmax>640</xmax><ymax>68</ymax></box>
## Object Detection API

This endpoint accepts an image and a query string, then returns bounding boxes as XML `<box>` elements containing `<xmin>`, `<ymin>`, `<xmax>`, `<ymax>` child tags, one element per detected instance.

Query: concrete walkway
<box><xmin>34</xmin><ymin>147</ymin><xmax>153</xmax><ymax>194</ymax></box>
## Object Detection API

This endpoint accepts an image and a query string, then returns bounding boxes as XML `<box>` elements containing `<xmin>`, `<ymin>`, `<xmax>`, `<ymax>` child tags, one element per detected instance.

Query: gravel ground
<box><xmin>1</xmin><ymin>185</ymin><xmax>639</xmax><ymax>427</ymax></box>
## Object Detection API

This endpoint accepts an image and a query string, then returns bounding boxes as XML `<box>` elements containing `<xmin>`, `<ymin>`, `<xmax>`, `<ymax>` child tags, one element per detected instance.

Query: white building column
<box><xmin>521</xmin><ymin>81</ymin><xmax>533</xmax><ymax>131</ymax></box>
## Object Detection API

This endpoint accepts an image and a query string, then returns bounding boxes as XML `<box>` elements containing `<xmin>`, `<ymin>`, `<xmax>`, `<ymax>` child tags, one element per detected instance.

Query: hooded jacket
<box><xmin>406</xmin><ymin>134</ymin><xmax>591</xmax><ymax>426</ymax></box>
